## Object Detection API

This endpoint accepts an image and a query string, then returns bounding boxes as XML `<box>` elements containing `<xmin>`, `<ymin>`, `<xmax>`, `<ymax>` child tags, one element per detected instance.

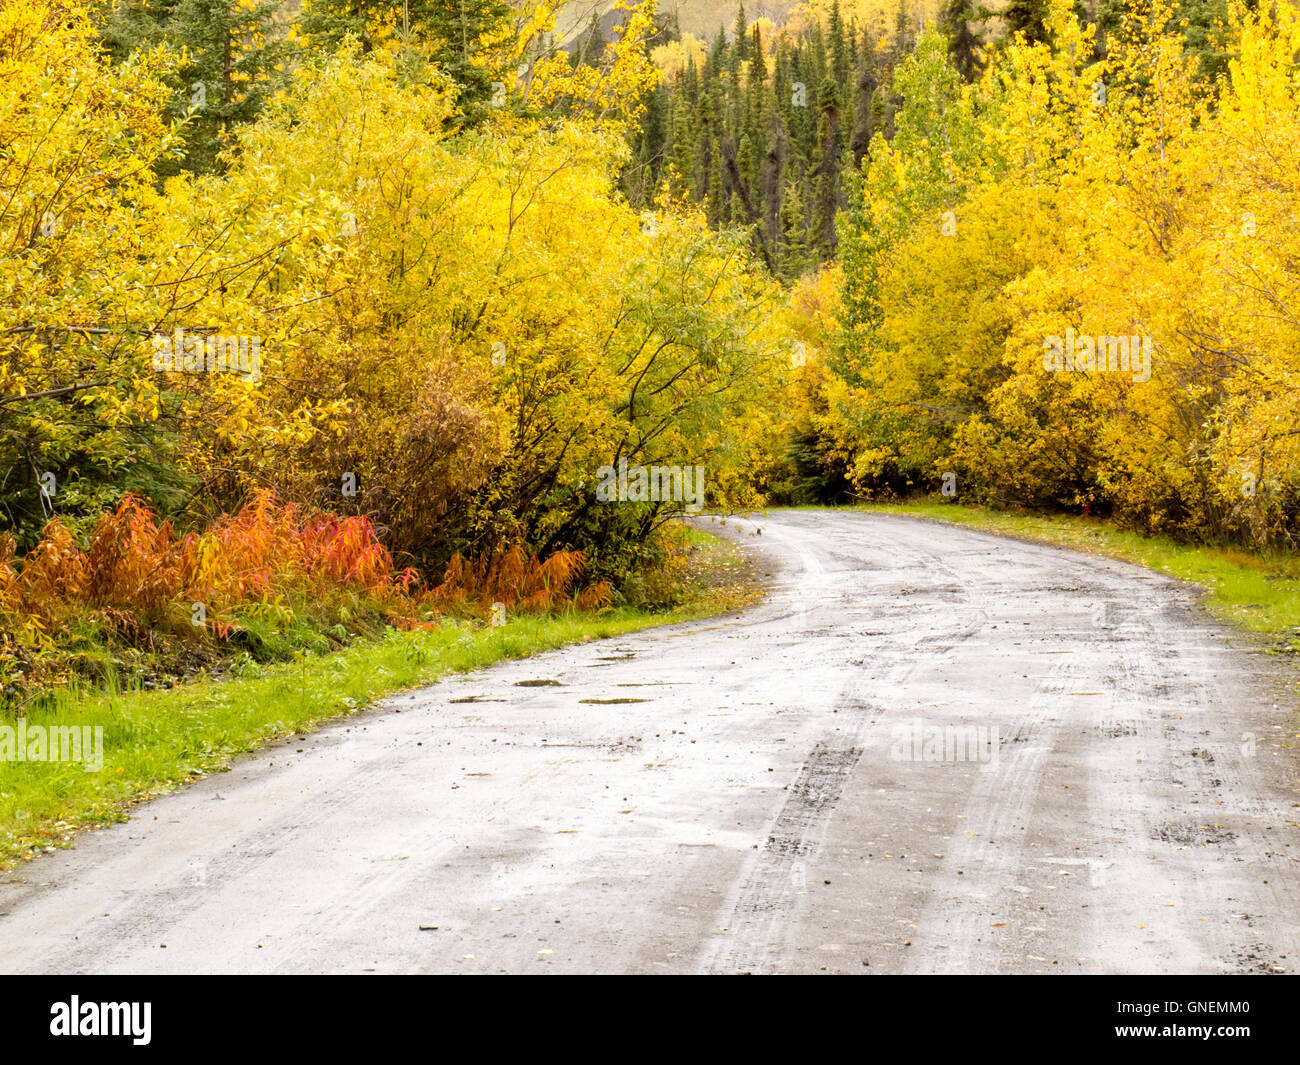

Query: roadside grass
<box><xmin>830</xmin><ymin>501</ymin><xmax>1300</xmax><ymax>649</ymax></box>
<box><xmin>0</xmin><ymin>528</ymin><xmax>762</xmax><ymax>870</ymax></box>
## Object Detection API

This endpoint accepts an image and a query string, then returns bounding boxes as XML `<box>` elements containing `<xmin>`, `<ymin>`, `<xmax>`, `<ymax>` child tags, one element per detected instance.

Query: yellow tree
<box><xmin>0</xmin><ymin>0</ymin><xmax>185</xmax><ymax>545</ymax></box>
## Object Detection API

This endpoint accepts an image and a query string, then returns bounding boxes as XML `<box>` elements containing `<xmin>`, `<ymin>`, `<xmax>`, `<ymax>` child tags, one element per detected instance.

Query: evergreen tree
<box><xmin>750</xmin><ymin>25</ymin><xmax>768</xmax><ymax>85</ymax></box>
<box><xmin>578</xmin><ymin>12</ymin><xmax>608</xmax><ymax>68</ymax></box>
<box><xmin>421</xmin><ymin>0</ymin><xmax>513</xmax><ymax>115</ymax></box>
<box><xmin>707</xmin><ymin>24</ymin><xmax>729</xmax><ymax>79</ymax></box>
<box><xmin>300</xmin><ymin>0</ymin><xmax>512</xmax><ymax>117</ymax></box>
<box><xmin>894</xmin><ymin>0</ymin><xmax>913</xmax><ymax>55</ymax></box>
<box><xmin>940</xmin><ymin>0</ymin><xmax>983</xmax><ymax>79</ymax></box>
<box><xmin>811</xmin><ymin>76</ymin><xmax>842</xmax><ymax>261</ymax></box>
<box><xmin>101</xmin><ymin>0</ymin><xmax>287</xmax><ymax>176</ymax></box>
<box><xmin>616</xmin><ymin>4</ymin><xmax>947</xmax><ymax>276</ymax></box>
<box><xmin>761</xmin><ymin>131</ymin><xmax>784</xmax><ymax>251</ymax></box>
<box><xmin>683</xmin><ymin>54</ymin><xmax>700</xmax><ymax>107</ymax></box>
<box><xmin>733</xmin><ymin>2</ymin><xmax>749</xmax><ymax>60</ymax></box>
<box><xmin>669</xmin><ymin>105</ymin><xmax>696</xmax><ymax>196</ymax></box>
<box><xmin>632</xmin><ymin>80</ymin><xmax>669</xmax><ymax>193</ymax></box>
<box><xmin>780</xmin><ymin>181</ymin><xmax>810</xmax><ymax>278</ymax></box>
<box><xmin>850</xmin><ymin>69</ymin><xmax>879</xmax><ymax>167</ymax></box>
<box><xmin>828</xmin><ymin>0</ymin><xmax>850</xmax><ymax>91</ymax></box>
<box><xmin>97</xmin><ymin>0</ymin><xmax>180</xmax><ymax>59</ymax></box>
<box><xmin>706</xmin><ymin>134</ymin><xmax>724</xmax><ymax>224</ymax></box>
<box><xmin>299</xmin><ymin>0</ymin><xmax>381</xmax><ymax>51</ymax></box>
<box><xmin>1002</xmin><ymin>0</ymin><xmax>1050</xmax><ymax>44</ymax></box>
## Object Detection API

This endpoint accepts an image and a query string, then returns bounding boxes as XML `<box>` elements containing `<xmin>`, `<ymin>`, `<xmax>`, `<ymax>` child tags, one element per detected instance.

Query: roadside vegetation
<box><xmin>0</xmin><ymin>524</ymin><xmax>762</xmax><ymax>870</ymax></box>
<box><xmin>2</xmin><ymin>0</ymin><xmax>784</xmax><ymax>708</ymax></box>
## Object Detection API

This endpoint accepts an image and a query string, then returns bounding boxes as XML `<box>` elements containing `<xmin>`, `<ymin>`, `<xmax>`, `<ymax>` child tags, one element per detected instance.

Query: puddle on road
<box><xmin>515</xmin><ymin>679</ymin><xmax>563</xmax><ymax>687</ymax></box>
<box><xmin>579</xmin><ymin>698</ymin><xmax>651</xmax><ymax>704</ymax></box>
<box><xmin>616</xmin><ymin>682</ymin><xmax>686</xmax><ymax>687</ymax></box>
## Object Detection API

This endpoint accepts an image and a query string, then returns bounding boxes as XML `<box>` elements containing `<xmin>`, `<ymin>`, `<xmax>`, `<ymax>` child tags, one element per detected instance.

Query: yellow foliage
<box><xmin>831</xmin><ymin>0</ymin><xmax>1300</xmax><ymax>544</ymax></box>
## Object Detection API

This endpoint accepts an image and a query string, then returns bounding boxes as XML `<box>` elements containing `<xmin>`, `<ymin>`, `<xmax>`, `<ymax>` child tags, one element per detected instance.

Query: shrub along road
<box><xmin>1</xmin><ymin>512</ymin><xmax>1297</xmax><ymax>973</ymax></box>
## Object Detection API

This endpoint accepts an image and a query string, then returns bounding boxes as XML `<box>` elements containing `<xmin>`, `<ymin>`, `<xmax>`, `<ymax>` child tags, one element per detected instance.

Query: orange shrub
<box><xmin>0</xmin><ymin>495</ymin><xmax>612</xmax><ymax>662</ymax></box>
<box><xmin>427</xmin><ymin>542</ymin><xmax>611</xmax><ymax>616</ymax></box>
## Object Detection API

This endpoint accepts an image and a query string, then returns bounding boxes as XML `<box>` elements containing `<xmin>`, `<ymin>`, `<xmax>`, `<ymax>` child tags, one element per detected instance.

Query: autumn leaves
<box><xmin>1</xmin><ymin>1</ymin><xmax>794</xmax><ymax>699</ymax></box>
<box><xmin>818</xmin><ymin>0</ymin><xmax>1300</xmax><ymax>544</ymax></box>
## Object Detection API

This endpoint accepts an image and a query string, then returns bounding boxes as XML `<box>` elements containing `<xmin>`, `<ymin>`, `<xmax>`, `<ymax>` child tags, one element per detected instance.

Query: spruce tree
<box><xmin>733</xmin><ymin>3</ymin><xmax>749</xmax><ymax>60</ymax></box>
<box><xmin>940</xmin><ymin>0</ymin><xmax>983</xmax><ymax>80</ymax></box>
<box><xmin>828</xmin><ymin>0</ymin><xmax>850</xmax><ymax>91</ymax></box>
<box><xmin>780</xmin><ymin>181</ymin><xmax>810</xmax><ymax>278</ymax></box>
<box><xmin>1002</xmin><ymin>0</ymin><xmax>1049</xmax><ymax>44</ymax></box>
<box><xmin>850</xmin><ymin>69</ymin><xmax>878</xmax><ymax>167</ymax></box>
<box><xmin>102</xmin><ymin>0</ymin><xmax>287</xmax><ymax>176</ymax></box>
<box><xmin>670</xmin><ymin>106</ymin><xmax>696</xmax><ymax>197</ymax></box>
<box><xmin>749</xmin><ymin>25</ymin><xmax>768</xmax><ymax>85</ymax></box>
<box><xmin>894</xmin><ymin>0</ymin><xmax>913</xmax><ymax>55</ymax></box>
<box><xmin>811</xmin><ymin>76</ymin><xmax>842</xmax><ymax>261</ymax></box>
<box><xmin>578</xmin><ymin>12</ymin><xmax>607</xmax><ymax>68</ymax></box>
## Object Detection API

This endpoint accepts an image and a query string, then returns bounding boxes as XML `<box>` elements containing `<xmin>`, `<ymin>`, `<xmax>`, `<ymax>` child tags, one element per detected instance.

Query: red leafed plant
<box><xmin>0</xmin><ymin>493</ymin><xmax>611</xmax><ymax>664</ymax></box>
<box><xmin>426</xmin><ymin>541</ymin><xmax>612</xmax><ymax>617</ymax></box>
<box><xmin>0</xmin><ymin>493</ymin><xmax>418</xmax><ymax>645</ymax></box>
<box><xmin>180</xmin><ymin>491</ymin><xmax>416</xmax><ymax>612</ymax></box>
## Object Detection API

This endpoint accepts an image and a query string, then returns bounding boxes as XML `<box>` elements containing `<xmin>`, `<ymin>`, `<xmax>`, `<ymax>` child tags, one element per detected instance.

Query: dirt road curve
<box><xmin>2</xmin><ymin>511</ymin><xmax>1297</xmax><ymax>974</ymax></box>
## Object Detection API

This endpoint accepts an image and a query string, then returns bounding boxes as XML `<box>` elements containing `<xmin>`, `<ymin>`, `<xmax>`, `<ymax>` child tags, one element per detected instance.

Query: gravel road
<box><xmin>2</xmin><ymin>511</ymin><xmax>1297</xmax><ymax>974</ymax></box>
